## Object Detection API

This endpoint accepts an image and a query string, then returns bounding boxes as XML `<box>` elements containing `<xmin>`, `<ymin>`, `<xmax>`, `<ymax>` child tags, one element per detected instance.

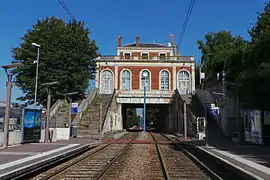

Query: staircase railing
<box><xmin>102</xmin><ymin>89</ymin><xmax>116</xmax><ymax>128</ymax></box>
<box><xmin>49</xmin><ymin>99</ymin><xmax>64</xmax><ymax>117</ymax></box>
<box><xmin>74</xmin><ymin>88</ymin><xmax>97</xmax><ymax>125</ymax></box>
<box><xmin>42</xmin><ymin>99</ymin><xmax>64</xmax><ymax>129</ymax></box>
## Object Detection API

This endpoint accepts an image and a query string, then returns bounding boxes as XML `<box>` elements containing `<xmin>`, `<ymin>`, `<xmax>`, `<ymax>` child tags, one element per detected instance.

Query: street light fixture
<box><xmin>142</xmin><ymin>71</ymin><xmax>148</xmax><ymax>135</ymax></box>
<box><xmin>32</xmin><ymin>42</ymin><xmax>40</xmax><ymax>108</ymax></box>
<box><xmin>1</xmin><ymin>63</ymin><xmax>24</xmax><ymax>148</ymax></box>
<box><xmin>41</xmin><ymin>81</ymin><xmax>59</xmax><ymax>143</ymax></box>
<box><xmin>64</xmin><ymin>92</ymin><xmax>78</xmax><ymax>138</ymax></box>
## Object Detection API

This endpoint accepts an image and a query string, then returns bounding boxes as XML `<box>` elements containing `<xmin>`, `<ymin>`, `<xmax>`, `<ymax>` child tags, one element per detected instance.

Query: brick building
<box><xmin>96</xmin><ymin>35</ymin><xmax>195</xmax><ymax>104</ymax></box>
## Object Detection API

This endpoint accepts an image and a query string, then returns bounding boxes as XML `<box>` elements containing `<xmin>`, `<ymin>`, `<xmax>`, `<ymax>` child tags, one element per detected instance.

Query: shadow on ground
<box><xmin>175</xmin><ymin>111</ymin><xmax>270</xmax><ymax>168</ymax></box>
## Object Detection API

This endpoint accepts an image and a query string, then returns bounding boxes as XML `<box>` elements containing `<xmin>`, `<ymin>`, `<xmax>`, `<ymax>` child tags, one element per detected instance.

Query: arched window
<box><xmin>178</xmin><ymin>71</ymin><xmax>190</xmax><ymax>94</ymax></box>
<box><xmin>160</xmin><ymin>70</ymin><xmax>169</xmax><ymax>90</ymax></box>
<box><xmin>140</xmin><ymin>70</ymin><xmax>150</xmax><ymax>90</ymax></box>
<box><xmin>121</xmin><ymin>70</ymin><xmax>131</xmax><ymax>90</ymax></box>
<box><xmin>101</xmin><ymin>70</ymin><xmax>113</xmax><ymax>94</ymax></box>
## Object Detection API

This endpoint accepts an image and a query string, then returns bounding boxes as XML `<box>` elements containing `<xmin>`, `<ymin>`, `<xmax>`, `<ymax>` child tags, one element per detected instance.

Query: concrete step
<box><xmin>77</xmin><ymin>130</ymin><xmax>99</xmax><ymax>135</ymax></box>
<box><xmin>76</xmin><ymin>135</ymin><xmax>101</xmax><ymax>139</ymax></box>
<box><xmin>84</xmin><ymin>114</ymin><xmax>100</xmax><ymax>119</ymax></box>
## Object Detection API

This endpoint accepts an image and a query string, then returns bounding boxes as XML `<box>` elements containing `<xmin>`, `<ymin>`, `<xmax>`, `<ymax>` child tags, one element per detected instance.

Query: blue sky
<box><xmin>0</xmin><ymin>0</ymin><xmax>268</xmax><ymax>103</ymax></box>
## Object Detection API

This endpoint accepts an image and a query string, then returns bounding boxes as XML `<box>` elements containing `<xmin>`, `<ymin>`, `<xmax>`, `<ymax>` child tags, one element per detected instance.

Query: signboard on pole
<box><xmin>71</xmin><ymin>103</ymin><xmax>78</xmax><ymax>114</ymax></box>
<box><xmin>22</xmin><ymin>108</ymin><xmax>42</xmax><ymax>143</ymax></box>
<box><xmin>200</xmin><ymin>72</ymin><xmax>205</xmax><ymax>80</ymax></box>
<box><xmin>211</xmin><ymin>107</ymin><xmax>219</xmax><ymax>116</ymax></box>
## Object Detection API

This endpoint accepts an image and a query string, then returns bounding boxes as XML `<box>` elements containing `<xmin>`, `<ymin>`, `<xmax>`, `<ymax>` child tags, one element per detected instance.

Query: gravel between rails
<box><xmin>30</xmin><ymin>144</ymin><xmax>109</xmax><ymax>180</ymax></box>
<box><xmin>100</xmin><ymin>144</ymin><xmax>164</xmax><ymax>180</ymax></box>
<box><xmin>30</xmin><ymin>133</ymin><xmax>137</xmax><ymax>180</ymax></box>
<box><xmin>160</xmin><ymin>145</ymin><xmax>209</xmax><ymax>180</ymax></box>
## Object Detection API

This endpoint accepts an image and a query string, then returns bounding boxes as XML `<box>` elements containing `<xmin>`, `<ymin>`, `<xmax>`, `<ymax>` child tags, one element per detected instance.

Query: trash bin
<box><xmin>71</xmin><ymin>126</ymin><xmax>77</xmax><ymax>138</ymax></box>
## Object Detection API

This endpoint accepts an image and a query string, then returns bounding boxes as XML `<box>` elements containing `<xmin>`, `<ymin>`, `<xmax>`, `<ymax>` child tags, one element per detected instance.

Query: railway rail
<box><xmin>159</xmin><ymin>133</ymin><xmax>247</xmax><ymax>180</ymax></box>
<box><xmin>150</xmin><ymin>132</ymin><xmax>210</xmax><ymax>180</ymax></box>
<box><xmin>24</xmin><ymin>132</ymin><xmax>137</xmax><ymax>180</ymax></box>
<box><xmin>20</xmin><ymin>132</ymin><xmax>249</xmax><ymax>180</ymax></box>
<box><xmin>98</xmin><ymin>134</ymin><xmax>166</xmax><ymax>179</ymax></box>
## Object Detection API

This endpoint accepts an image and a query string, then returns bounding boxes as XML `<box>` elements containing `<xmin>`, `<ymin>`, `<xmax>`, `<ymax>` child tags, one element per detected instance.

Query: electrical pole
<box><xmin>1</xmin><ymin>63</ymin><xmax>24</xmax><ymax>148</ymax></box>
<box><xmin>45</xmin><ymin>88</ymin><xmax>51</xmax><ymax>143</ymax></box>
<box><xmin>3</xmin><ymin>73</ymin><xmax>12</xmax><ymax>148</ymax></box>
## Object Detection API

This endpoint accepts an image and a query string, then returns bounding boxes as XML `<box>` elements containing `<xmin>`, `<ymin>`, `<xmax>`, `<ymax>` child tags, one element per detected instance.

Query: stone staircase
<box><xmin>54</xmin><ymin>102</ymin><xmax>69</xmax><ymax>128</ymax></box>
<box><xmin>77</xmin><ymin>94</ymin><xmax>112</xmax><ymax>138</ymax></box>
<box><xmin>47</xmin><ymin>101</ymin><xmax>69</xmax><ymax>128</ymax></box>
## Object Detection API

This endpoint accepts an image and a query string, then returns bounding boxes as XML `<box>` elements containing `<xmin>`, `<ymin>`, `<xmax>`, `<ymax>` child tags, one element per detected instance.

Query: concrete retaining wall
<box><xmin>54</xmin><ymin>128</ymin><xmax>70</xmax><ymax>140</ymax></box>
<box><xmin>102</xmin><ymin>98</ymin><xmax>123</xmax><ymax>135</ymax></box>
<box><xmin>0</xmin><ymin>130</ymin><xmax>22</xmax><ymax>146</ymax></box>
<box><xmin>39</xmin><ymin>128</ymin><xmax>70</xmax><ymax>142</ymax></box>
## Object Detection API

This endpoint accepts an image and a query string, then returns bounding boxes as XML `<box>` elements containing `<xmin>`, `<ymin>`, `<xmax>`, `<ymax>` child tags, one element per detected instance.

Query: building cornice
<box><xmin>95</xmin><ymin>58</ymin><xmax>195</xmax><ymax>63</ymax></box>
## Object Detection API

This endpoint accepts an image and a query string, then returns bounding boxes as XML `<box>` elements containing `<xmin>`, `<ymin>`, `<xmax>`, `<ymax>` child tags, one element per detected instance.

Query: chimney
<box><xmin>136</xmin><ymin>36</ymin><xmax>140</xmax><ymax>46</ymax></box>
<box><xmin>117</xmin><ymin>36</ymin><xmax>122</xmax><ymax>47</ymax></box>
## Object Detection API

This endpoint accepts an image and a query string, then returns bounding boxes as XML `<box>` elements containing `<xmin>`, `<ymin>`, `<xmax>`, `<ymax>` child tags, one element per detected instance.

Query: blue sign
<box><xmin>211</xmin><ymin>108</ymin><xmax>219</xmax><ymax>116</ymax></box>
<box><xmin>71</xmin><ymin>103</ymin><xmax>78</xmax><ymax>114</ymax></box>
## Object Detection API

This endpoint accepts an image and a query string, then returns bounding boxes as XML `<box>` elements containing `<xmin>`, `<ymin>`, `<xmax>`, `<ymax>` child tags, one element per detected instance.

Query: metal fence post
<box><xmin>184</xmin><ymin>101</ymin><xmax>187</xmax><ymax>141</ymax></box>
<box><xmin>100</xmin><ymin>102</ymin><xmax>102</xmax><ymax>141</ymax></box>
<box><xmin>204</xmin><ymin>102</ymin><xmax>208</xmax><ymax>147</ymax></box>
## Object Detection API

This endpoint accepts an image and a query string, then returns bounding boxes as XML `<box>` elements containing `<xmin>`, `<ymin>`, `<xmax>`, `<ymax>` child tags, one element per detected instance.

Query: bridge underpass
<box><xmin>122</xmin><ymin>103</ymin><xmax>169</xmax><ymax>132</ymax></box>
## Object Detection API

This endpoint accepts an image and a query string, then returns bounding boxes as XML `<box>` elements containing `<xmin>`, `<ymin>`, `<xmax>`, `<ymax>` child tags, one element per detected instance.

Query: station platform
<box><xmin>197</xmin><ymin>144</ymin><xmax>270</xmax><ymax>180</ymax></box>
<box><xmin>0</xmin><ymin>137</ymin><xmax>101</xmax><ymax>179</ymax></box>
<box><xmin>185</xmin><ymin>111</ymin><xmax>270</xmax><ymax>180</ymax></box>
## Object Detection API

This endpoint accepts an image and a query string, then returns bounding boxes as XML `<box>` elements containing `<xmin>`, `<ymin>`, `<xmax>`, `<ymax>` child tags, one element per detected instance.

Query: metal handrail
<box><xmin>101</xmin><ymin>89</ymin><xmax>116</xmax><ymax>128</ymax></box>
<box><xmin>41</xmin><ymin>99</ymin><xmax>64</xmax><ymax>129</ymax></box>
<box><xmin>73</xmin><ymin>88</ymin><xmax>97</xmax><ymax>125</ymax></box>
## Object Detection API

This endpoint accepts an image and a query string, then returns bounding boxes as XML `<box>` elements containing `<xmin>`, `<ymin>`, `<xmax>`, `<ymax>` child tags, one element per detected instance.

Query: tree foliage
<box><xmin>11</xmin><ymin>17</ymin><xmax>99</xmax><ymax>105</ymax></box>
<box><xmin>198</xmin><ymin>31</ymin><xmax>248</xmax><ymax>80</ymax></box>
<box><xmin>198</xmin><ymin>2</ymin><xmax>270</xmax><ymax>110</ymax></box>
<box><xmin>249</xmin><ymin>2</ymin><xmax>270</xmax><ymax>43</ymax></box>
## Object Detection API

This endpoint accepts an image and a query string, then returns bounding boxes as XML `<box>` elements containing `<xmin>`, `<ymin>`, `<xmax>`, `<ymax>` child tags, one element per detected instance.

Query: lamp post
<box><xmin>142</xmin><ymin>71</ymin><xmax>148</xmax><ymax>135</ymax></box>
<box><xmin>64</xmin><ymin>92</ymin><xmax>78</xmax><ymax>138</ymax></box>
<box><xmin>32</xmin><ymin>43</ymin><xmax>40</xmax><ymax>108</ymax></box>
<box><xmin>1</xmin><ymin>63</ymin><xmax>24</xmax><ymax>148</ymax></box>
<box><xmin>41</xmin><ymin>81</ymin><xmax>59</xmax><ymax>143</ymax></box>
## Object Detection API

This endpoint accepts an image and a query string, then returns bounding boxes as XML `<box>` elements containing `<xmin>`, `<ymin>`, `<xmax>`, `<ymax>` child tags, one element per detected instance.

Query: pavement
<box><xmin>191</xmin><ymin>111</ymin><xmax>270</xmax><ymax>179</ymax></box>
<box><xmin>0</xmin><ymin>137</ymin><xmax>101</xmax><ymax>180</ymax></box>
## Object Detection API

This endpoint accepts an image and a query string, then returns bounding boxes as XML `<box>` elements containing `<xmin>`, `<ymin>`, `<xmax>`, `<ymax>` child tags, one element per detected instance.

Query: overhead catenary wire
<box><xmin>177</xmin><ymin>0</ymin><xmax>196</xmax><ymax>46</ymax></box>
<box><xmin>57</xmin><ymin>0</ymin><xmax>76</xmax><ymax>22</ymax></box>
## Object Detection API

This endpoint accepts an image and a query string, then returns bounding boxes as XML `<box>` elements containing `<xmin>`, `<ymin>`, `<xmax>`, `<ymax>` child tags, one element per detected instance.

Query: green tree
<box><xmin>197</xmin><ymin>31</ymin><xmax>248</xmax><ymax>81</ymax></box>
<box><xmin>233</xmin><ymin>2</ymin><xmax>270</xmax><ymax>110</ymax></box>
<box><xmin>249</xmin><ymin>2</ymin><xmax>270</xmax><ymax>43</ymax></box>
<box><xmin>11</xmin><ymin>17</ymin><xmax>99</xmax><ymax>105</ymax></box>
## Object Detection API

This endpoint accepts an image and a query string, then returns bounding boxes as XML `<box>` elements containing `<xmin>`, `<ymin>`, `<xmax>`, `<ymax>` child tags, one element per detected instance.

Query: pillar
<box><xmin>173</xmin><ymin>65</ymin><xmax>176</xmax><ymax>90</ymax></box>
<box><xmin>191</xmin><ymin>64</ymin><xmax>196</xmax><ymax>93</ymax></box>
<box><xmin>117</xmin><ymin>103</ymin><xmax>123</xmax><ymax>130</ymax></box>
<box><xmin>115</xmin><ymin>65</ymin><xmax>118</xmax><ymax>90</ymax></box>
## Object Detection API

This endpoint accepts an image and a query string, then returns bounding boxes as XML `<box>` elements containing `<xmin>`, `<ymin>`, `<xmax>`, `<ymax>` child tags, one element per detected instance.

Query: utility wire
<box><xmin>57</xmin><ymin>0</ymin><xmax>76</xmax><ymax>22</ymax></box>
<box><xmin>177</xmin><ymin>0</ymin><xmax>195</xmax><ymax>46</ymax></box>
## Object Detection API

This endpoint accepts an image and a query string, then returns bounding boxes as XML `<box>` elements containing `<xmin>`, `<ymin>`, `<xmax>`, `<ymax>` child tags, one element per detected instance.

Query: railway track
<box><xmin>24</xmin><ymin>132</ymin><xmax>247</xmax><ymax>180</ymax></box>
<box><xmin>98</xmin><ymin>133</ymin><xmax>166</xmax><ymax>179</ymax></box>
<box><xmin>159</xmin><ymin>133</ymin><xmax>246</xmax><ymax>180</ymax></box>
<box><xmin>28</xmin><ymin>132</ymin><xmax>137</xmax><ymax>180</ymax></box>
<box><xmin>150</xmin><ymin>133</ymin><xmax>210</xmax><ymax>180</ymax></box>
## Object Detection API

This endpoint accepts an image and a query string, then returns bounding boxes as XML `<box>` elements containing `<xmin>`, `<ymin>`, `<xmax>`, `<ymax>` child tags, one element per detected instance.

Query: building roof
<box><xmin>122</xmin><ymin>43</ymin><xmax>170</xmax><ymax>48</ymax></box>
<box><xmin>0</xmin><ymin>107</ymin><xmax>22</xmax><ymax>117</ymax></box>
